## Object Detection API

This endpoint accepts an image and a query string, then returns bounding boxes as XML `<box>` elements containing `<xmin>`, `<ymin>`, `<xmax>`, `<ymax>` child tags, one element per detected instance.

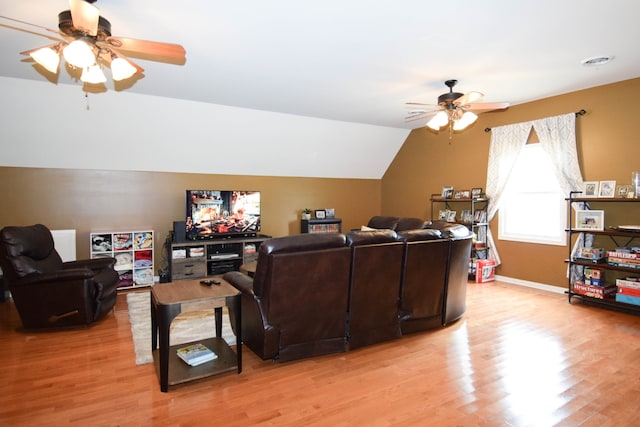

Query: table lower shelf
<box><xmin>153</xmin><ymin>337</ymin><xmax>238</xmax><ymax>386</ymax></box>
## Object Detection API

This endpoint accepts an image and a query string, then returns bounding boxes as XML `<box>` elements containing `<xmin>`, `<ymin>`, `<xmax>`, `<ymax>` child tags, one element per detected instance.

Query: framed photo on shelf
<box><xmin>582</xmin><ymin>181</ymin><xmax>599</xmax><ymax>198</ymax></box>
<box><xmin>471</xmin><ymin>188</ymin><xmax>483</xmax><ymax>199</ymax></box>
<box><xmin>460</xmin><ymin>190</ymin><xmax>471</xmax><ymax>199</ymax></box>
<box><xmin>598</xmin><ymin>180</ymin><xmax>616</xmax><ymax>198</ymax></box>
<box><xmin>617</xmin><ymin>185</ymin><xmax>632</xmax><ymax>198</ymax></box>
<box><xmin>446</xmin><ymin>210</ymin><xmax>457</xmax><ymax>222</ymax></box>
<box><xmin>325</xmin><ymin>208</ymin><xmax>335</xmax><ymax>218</ymax></box>
<box><xmin>441</xmin><ymin>186</ymin><xmax>453</xmax><ymax>199</ymax></box>
<box><xmin>314</xmin><ymin>210</ymin><xmax>326</xmax><ymax>219</ymax></box>
<box><xmin>438</xmin><ymin>210</ymin><xmax>448</xmax><ymax>221</ymax></box>
<box><xmin>575</xmin><ymin>210</ymin><xmax>605</xmax><ymax>231</ymax></box>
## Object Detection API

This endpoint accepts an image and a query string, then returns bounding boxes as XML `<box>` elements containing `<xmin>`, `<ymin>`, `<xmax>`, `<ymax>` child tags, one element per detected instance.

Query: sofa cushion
<box><xmin>367</xmin><ymin>216</ymin><xmax>400</xmax><ymax>230</ymax></box>
<box><xmin>395</xmin><ymin>217</ymin><xmax>429</xmax><ymax>231</ymax></box>
<box><xmin>346</xmin><ymin>229</ymin><xmax>399</xmax><ymax>246</ymax></box>
<box><xmin>397</xmin><ymin>228</ymin><xmax>443</xmax><ymax>241</ymax></box>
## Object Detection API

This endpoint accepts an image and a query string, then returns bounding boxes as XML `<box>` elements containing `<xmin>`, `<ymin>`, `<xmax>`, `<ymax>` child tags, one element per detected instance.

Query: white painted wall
<box><xmin>0</xmin><ymin>77</ymin><xmax>409</xmax><ymax>179</ymax></box>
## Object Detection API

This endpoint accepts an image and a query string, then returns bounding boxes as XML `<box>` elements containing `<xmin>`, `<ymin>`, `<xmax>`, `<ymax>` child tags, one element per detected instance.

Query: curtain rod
<box><xmin>483</xmin><ymin>109</ymin><xmax>586</xmax><ymax>133</ymax></box>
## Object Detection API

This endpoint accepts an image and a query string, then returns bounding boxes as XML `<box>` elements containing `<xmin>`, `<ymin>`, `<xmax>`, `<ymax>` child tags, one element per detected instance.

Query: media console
<box><xmin>168</xmin><ymin>235</ymin><xmax>271</xmax><ymax>281</ymax></box>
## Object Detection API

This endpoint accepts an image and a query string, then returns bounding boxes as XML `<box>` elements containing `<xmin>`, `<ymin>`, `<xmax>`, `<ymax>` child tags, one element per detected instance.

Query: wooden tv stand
<box><xmin>168</xmin><ymin>235</ymin><xmax>270</xmax><ymax>281</ymax></box>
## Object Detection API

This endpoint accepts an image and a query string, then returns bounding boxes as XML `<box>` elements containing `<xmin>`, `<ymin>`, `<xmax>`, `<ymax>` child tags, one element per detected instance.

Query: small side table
<box><xmin>150</xmin><ymin>278</ymin><xmax>242</xmax><ymax>392</ymax></box>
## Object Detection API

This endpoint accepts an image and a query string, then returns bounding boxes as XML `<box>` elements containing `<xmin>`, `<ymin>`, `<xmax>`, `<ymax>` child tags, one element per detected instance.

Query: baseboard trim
<box><xmin>494</xmin><ymin>275</ymin><xmax>566</xmax><ymax>295</ymax></box>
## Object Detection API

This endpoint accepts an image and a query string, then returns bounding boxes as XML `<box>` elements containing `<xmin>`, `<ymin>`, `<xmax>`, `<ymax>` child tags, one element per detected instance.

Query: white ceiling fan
<box><xmin>0</xmin><ymin>0</ymin><xmax>186</xmax><ymax>89</ymax></box>
<box><xmin>406</xmin><ymin>79</ymin><xmax>509</xmax><ymax>139</ymax></box>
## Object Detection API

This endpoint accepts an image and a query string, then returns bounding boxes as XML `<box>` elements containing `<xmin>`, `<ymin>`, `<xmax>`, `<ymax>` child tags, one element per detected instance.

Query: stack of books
<box><xmin>607</xmin><ymin>248</ymin><xmax>640</xmax><ymax>269</ymax></box>
<box><xmin>616</xmin><ymin>278</ymin><xmax>640</xmax><ymax>306</ymax></box>
<box><xmin>176</xmin><ymin>343</ymin><xmax>217</xmax><ymax>366</ymax></box>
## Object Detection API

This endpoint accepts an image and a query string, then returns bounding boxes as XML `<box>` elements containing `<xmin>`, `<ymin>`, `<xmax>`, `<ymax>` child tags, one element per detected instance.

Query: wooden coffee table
<box><xmin>150</xmin><ymin>277</ymin><xmax>241</xmax><ymax>392</ymax></box>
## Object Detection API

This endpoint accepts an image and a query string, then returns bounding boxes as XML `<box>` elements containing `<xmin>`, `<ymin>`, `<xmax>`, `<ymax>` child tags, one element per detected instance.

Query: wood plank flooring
<box><xmin>2</xmin><ymin>281</ymin><xmax>640</xmax><ymax>426</ymax></box>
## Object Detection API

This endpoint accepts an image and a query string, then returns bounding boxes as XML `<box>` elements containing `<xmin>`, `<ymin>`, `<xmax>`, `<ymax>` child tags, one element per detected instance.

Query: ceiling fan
<box><xmin>0</xmin><ymin>0</ymin><xmax>186</xmax><ymax>88</ymax></box>
<box><xmin>406</xmin><ymin>79</ymin><xmax>509</xmax><ymax>139</ymax></box>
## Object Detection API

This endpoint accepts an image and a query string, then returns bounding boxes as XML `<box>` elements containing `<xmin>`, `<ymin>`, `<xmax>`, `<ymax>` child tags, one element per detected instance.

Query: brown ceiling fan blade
<box><xmin>465</xmin><ymin>102</ymin><xmax>510</xmax><ymax>112</ymax></box>
<box><xmin>69</xmin><ymin>0</ymin><xmax>99</xmax><ymax>36</ymax></box>
<box><xmin>103</xmin><ymin>37</ymin><xmax>186</xmax><ymax>65</ymax></box>
<box><xmin>454</xmin><ymin>91</ymin><xmax>484</xmax><ymax>107</ymax></box>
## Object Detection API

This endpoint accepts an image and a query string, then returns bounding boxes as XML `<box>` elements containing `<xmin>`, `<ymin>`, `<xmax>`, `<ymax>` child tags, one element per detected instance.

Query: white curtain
<box><xmin>485</xmin><ymin>113</ymin><xmax>585</xmax><ymax>277</ymax></box>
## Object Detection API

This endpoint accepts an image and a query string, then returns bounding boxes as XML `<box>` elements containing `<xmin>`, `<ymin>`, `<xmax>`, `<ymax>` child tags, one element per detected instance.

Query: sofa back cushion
<box><xmin>395</xmin><ymin>217</ymin><xmax>428</xmax><ymax>231</ymax></box>
<box><xmin>366</xmin><ymin>216</ymin><xmax>399</xmax><ymax>230</ymax></box>
<box><xmin>346</xmin><ymin>229</ymin><xmax>399</xmax><ymax>246</ymax></box>
<box><xmin>0</xmin><ymin>224</ymin><xmax>63</xmax><ymax>280</ymax></box>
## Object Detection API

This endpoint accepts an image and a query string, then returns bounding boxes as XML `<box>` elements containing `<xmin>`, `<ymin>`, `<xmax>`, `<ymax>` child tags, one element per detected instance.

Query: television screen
<box><xmin>186</xmin><ymin>190</ymin><xmax>261</xmax><ymax>239</ymax></box>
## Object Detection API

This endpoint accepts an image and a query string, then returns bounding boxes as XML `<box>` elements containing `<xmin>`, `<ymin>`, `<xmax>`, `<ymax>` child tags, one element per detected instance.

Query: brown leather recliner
<box><xmin>223</xmin><ymin>233</ymin><xmax>351</xmax><ymax>362</ymax></box>
<box><xmin>345</xmin><ymin>229</ymin><xmax>404</xmax><ymax>349</ymax></box>
<box><xmin>0</xmin><ymin>224</ymin><xmax>119</xmax><ymax>330</ymax></box>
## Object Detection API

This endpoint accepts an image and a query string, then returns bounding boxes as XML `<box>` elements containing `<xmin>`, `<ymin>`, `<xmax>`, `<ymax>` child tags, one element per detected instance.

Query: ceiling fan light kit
<box><xmin>406</xmin><ymin>79</ymin><xmax>509</xmax><ymax>140</ymax></box>
<box><xmin>29</xmin><ymin>46</ymin><xmax>62</xmax><ymax>74</ymax></box>
<box><xmin>3</xmin><ymin>0</ymin><xmax>186</xmax><ymax>91</ymax></box>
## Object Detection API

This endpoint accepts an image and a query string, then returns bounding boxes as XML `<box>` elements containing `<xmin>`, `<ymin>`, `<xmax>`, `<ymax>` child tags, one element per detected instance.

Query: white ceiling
<box><xmin>1</xmin><ymin>0</ymin><xmax>639</xmax><ymax>131</ymax></box>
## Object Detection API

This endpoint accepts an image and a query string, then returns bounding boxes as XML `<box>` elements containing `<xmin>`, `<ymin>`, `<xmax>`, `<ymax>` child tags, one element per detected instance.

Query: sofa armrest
<box><xmin>15</xmin><ymin>268</ymin><xmax>94</xmax><ymax>287</ymax></box>
<box><xmin>223</xmin><ymin>271</ymin><xmax>255</xmax><ymax>295</ymax></box>
<box><xmin>64</xmin><ymin>257</ymin><xmax>116</xmax><ymax>271</ymax></box>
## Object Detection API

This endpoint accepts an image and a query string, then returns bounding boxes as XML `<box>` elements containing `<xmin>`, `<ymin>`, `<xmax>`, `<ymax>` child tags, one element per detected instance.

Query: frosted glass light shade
<box><xmin>30</xmin><ymin>47</ymin><xmax>60</xmax><ymax>74</ymax></box>
<box><xmin>81</xmin><ymin>64</ymin><xmax>107</xmax><ymax>84</ymax></box>
<box><xmin>426</xmin><ymin>111</ymin><xmax>449</xmax><ymax>130</ymax></box>
<box><xmin>63</xmin><ymin>40</ymin><xmax>95</xmax><ymax>68</ymax></box>
<box><xmin>110</xmin><ymin>57</ymin><xmax>137</xmax><ymax>81</ymax></box>
<box><xmin>453</xmin><ymin>111</ymin><xmax>478</xmax><ymax>130</ymax></box>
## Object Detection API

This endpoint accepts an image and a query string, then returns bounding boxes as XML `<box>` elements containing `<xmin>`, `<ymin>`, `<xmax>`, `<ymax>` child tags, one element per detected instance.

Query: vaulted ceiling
<box><xmin>1</xmin><ymin>1</ymin><xmax>639</xmax><ymax>178</ymax></box>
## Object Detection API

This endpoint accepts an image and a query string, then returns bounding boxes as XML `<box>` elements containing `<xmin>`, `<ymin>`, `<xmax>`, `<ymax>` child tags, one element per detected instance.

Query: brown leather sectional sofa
<box><xmin>223</xmin><ymin>216</ymin><xmax>473</xmax><ymax>362</ymax></box>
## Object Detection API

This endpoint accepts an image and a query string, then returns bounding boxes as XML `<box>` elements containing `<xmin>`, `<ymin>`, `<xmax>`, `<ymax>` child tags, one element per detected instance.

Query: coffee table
<box><xmin>150</xmin><ymin>277</ymin><xmax>241</xmax><ymax>392</ymax></box>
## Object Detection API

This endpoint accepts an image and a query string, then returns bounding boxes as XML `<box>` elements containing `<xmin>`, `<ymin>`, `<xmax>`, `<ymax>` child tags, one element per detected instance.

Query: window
<box><xmin>498</xmin><ymin>143</ymin><xmax>566</xmax><ymax>246</ymax></box>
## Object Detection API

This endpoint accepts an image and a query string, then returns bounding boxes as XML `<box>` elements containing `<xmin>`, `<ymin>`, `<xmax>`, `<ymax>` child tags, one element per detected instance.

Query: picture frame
<box><xmin>460</xmin><ymin>190</ymin><xmax>471</xmax><ymax>199</ymax></box>
<box><xmin>454</xmin><ymin>191</ymin><xmax>463</xmax><ymax>199</ymax></box>
<box><xmin>598</xmin><ymin>180</ymin><xmax>616</xmax><ymax>198</ymax></box>
<box><xmin>325</xmin><ymin>208</ymin><xmax>335</xmax><ymax>218</ymax></box>
<box><xmin>314</xmin><ymin>210</ymin><xmax>326</xmax><ymax>219</ymax></box>
<box><xmin>575</xmin><ymin>210</ymin><xmax>605</xmax><ymax>231</ymax></box>
<box><xmin>582</xmin><ymin>181</ymin><xmax>599</xmax><ymax>198</ymax></box>
<box><xmin>471</xmin><ymin>187</ymin><xmax>483</xmax><ymax>199</ymax></box>
<box><xmin>617</xmin><ymin>185</ymin><xmax>632</xmax><ymax>198</ymax></box>
<box><xmin>438</xmin><ymin>210</ymin><xmax>448</xmax><ymax>220</ymax></box>
<box><xmin>441</xmin><ymin>186</ymin><xmax>453</xmax><ymax>199</ymax></box>
<box><xmin>446</xmin><ymin>210</ymin><xmax>457</xmax><ymax>222</ymax></box>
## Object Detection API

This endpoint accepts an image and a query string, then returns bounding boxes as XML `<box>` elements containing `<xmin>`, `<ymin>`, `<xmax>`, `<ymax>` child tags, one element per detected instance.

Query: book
<box><xmin>616</xmin><ymin>278</ymin><xmax>640</xmax><ymax>289</ymax></box>
<box><xmin>572</xmin><ymin>282</ymin><xmax>616</xmax><ymax>299</ymax></box>
<box><xmin>176</xmin><ymin>343</ymin><xmax>217</xmax><ymax>366</ymax></box>
<box><xmin>616</xmin><ymin>293</ymin><xmax>640</xmax><ymax>306</ymax></box>
<box><xmin>616</xmin><ymin>286</ymin><xmax>640</xmax><ymax>298</ymax></box>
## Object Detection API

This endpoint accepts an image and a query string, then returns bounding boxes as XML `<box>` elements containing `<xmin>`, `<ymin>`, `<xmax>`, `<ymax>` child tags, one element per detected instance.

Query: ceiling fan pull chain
<box><xmin>85</xmin><ymin>92</ymin><xmax>90</xmax><ymax>110</ymax></box>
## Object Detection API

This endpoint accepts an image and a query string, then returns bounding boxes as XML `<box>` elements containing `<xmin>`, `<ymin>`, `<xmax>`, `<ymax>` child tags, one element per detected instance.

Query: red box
<box><xmin>572</xmin><ymin>282</ymin><xmax>616</xmax><ymax>299</ymax></box>
<box><xmin>475</xmin><ymin>259</ymin><xmax>496</xmax><ymax>283</ymax></box>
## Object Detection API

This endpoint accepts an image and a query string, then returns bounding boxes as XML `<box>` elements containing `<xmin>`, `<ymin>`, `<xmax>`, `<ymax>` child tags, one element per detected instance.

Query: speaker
<box><xmin>173</xmin><ymin>221</ymin><xmax>186</xmax><ymax>242</ymax></box>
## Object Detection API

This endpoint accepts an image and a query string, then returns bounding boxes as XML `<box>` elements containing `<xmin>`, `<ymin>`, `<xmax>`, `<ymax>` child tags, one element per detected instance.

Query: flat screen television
<box><xmin>186</xmin><ymin>190</ymin><xmax>261</xmax><ymax>239</ymax></box>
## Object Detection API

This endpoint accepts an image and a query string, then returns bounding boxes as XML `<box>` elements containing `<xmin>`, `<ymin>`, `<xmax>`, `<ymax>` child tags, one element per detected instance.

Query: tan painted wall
<box><xmin>382</xmin><ymin>77</ymin><xmax>640</xmax><ymax>288</ymax></box>
<box><xmin>0</xmin><ymin>167</ymin><xmax>380</xmax><ymax>274</ymax></box>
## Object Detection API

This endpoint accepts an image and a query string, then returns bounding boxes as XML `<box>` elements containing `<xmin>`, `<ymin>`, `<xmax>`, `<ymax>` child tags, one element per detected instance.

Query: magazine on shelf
<box><xmin>176</xmin><ymin>343</ymin><xmax>217</xmax><ymax>366</ymax></box>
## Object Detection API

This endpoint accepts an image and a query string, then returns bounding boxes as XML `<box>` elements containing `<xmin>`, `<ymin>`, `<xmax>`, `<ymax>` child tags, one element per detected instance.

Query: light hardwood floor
<box><xmin>2</xmin><ymin>281</ymin><xmax>640</xmax><ymax>426</ymax></box>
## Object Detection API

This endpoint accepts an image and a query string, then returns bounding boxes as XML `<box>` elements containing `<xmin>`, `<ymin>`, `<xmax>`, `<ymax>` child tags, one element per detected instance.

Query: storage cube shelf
<box><xmin>301</xmin><ymin>218</ymin><xmax>342</xmax><ymax>234</ymax></box>
<box><xmin>90</xmin><ymin>230</ymin><xmax>154</xmax><ymax>289</ymax></box>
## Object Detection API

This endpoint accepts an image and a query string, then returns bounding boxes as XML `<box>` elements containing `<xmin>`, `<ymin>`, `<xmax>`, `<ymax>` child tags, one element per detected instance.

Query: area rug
<box><xmin>126</xmin><ymin>291</ymin><xmax>236</xmax><ymax>365</ymax></box>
